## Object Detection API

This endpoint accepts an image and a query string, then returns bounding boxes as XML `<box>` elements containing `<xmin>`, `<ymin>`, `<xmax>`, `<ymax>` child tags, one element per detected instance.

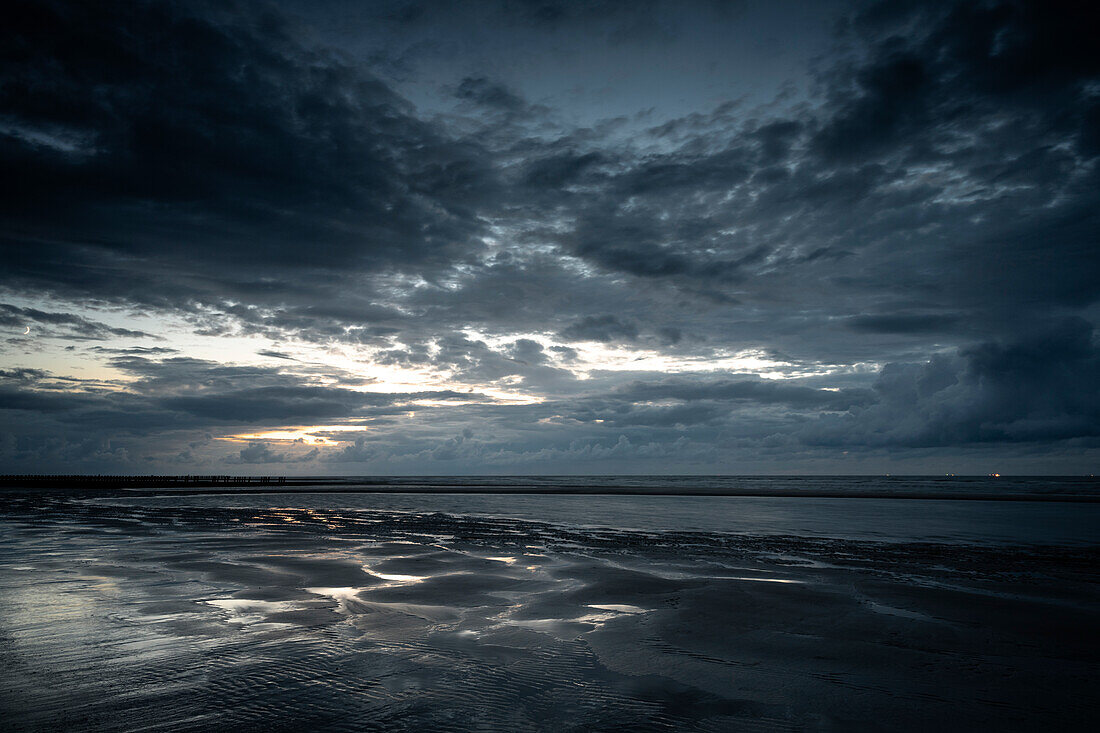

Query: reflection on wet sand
<box><xmin>0</xmin><ymin>497</ymin><xmax>1097</xmax><ymax>731</ymax></box>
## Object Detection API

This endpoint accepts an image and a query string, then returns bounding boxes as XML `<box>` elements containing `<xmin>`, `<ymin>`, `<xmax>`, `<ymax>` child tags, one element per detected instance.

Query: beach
<box><xmin>1</xmin><ymin>483</ymin><xmax>1097</xmax><ymax>730</ymax></box>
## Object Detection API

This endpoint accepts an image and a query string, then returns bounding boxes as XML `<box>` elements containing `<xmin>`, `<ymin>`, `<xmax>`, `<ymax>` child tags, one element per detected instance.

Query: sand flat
<box><xmin>0</xmin><ymin>491</ymin><xmax>1097</xmax><ymax>731</ymax></box>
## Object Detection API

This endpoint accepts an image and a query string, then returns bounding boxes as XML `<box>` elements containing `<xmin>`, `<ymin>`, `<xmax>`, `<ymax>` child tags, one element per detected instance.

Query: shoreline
<box><xmin>4</xmin><ymin>485</ymin><xmax>1100</xmax><ymax>503</ymax></box>
<box><xmin>4</xmin><ymin>476</ymin><xmax>1099</xmax><ymax>506</ymax></box>
<box><xmin>1</xmin><ymin>493</ymin><xmax>1096</xmax><ymax>730</ymax></box>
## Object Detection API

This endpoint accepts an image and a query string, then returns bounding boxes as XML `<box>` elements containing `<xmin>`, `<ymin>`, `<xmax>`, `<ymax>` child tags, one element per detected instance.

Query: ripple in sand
<box><xmin>4</xmin><ymin>496</ymin><xmax>1096</xmax><ymax>731</ymax></box>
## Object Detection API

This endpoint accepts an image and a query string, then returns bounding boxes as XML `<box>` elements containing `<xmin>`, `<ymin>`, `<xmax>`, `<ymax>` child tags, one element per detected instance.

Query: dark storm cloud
<box><xmin>370</xmin><ymin>330</ymin><xmax>576</xmax><ymax>387</ymax></box>
<box><xmin>229</xmin><ymin>441</ymin><xmax>319</xmax><ymax>464</ymax></box>
<box><xmin>0</xmin><ymin>0</ymin><xmax>495</xmax><ymax>307</ymax></box>
<box><xmin>1</xmin><ymin>0</ymin><xmax>1098</xmax><ymax>472</ymax></box>
<box><xmin>611</xmin><ymin>378</ymin><xmax>872</xmax><ymax>412</ymax></box>
<box><xmin>104</xmin><ymin>355</ymin><xmax>494</xmax><ymax>423</ymax></box>
<box><xmin>520</xmin><ymin>150</ymin><xmax>605</xmax><ymax>188</ymax></box>
<box><xmin>528</xmin><ymin>375</ymin><xmax>871</xmax><ymax>433</ymax></box>
<box><xmin>822</xmin><ymin>0</ymin><xmax>1100</xmax><ymax>162</ymax></box>
<box><xmin>1</xmin><ymin>321</ymin><xmax>1097</xmax><ymax>471</ymax></box>
<box><xmin>324</xmin><ymin>436</ymin><xmax>378</xmax><ymax>463</ymax></box>
<box><xmin>363</xmin><ymin>0</ymin><xmax>712</xmax><ymax>40</ymax></box>
<box><xmin>0</xmin><ymin>355</ymin><xmax>512</xmax><ymax>469</ymax></box>
<box><xmin>256</xmin><ymin>350</ymin><xmax>298</xmax><ymax>361</ymax></box>
<box><xmin>845</xmin><ymin>314</ymin><xmax>961</xmax><ymax>335</ymax></box>
<box><xmin>0</xmin><ymin>303</ymin><xmax>155</xmax><ymax>340</ymax></box>
<box><xmin>800</xmin><ymin>319</ymin><xmax>1100</xmax><ymax>448</ymax></box>
<box><xmin>517</xmin><ymin>0</ymin><xmax>1100</xmax><ymax>344</ymax></box>
<box><xmin>559</xmin><ymin>315</ymin><xmax>639</xmax><ymax>343</ymax></box>
<box><xmin>0</xmin><ymin>356</ymin><xmax>487</xmax><ymax>431</ymax></box>
<box><xmin>88</xmin><ymin>346</ymin><xmax>179</xmax><ymax>356</ymax></box>
<box><xmin>454</xmin><ymin>77</ymin><xmax>530</xmax><ymax>116</ymax></box>
<box><xmin>0</xmin><ymin>368</ymin><xmax>50</xmax><ymax>382</ymax></box>
<box><xmin>162</xmin><ymin>386</ymin><xmax>382</xmax><ymax>423</ymax></box>
<box><xmin>506</xmin><ymin>338</ymin><xmax>548</xmax><ymax>366</ymax></box>
<box><xmin>3</xmin><ymin>0</ymin><xmax>1094</xmax><ymax>339</ymax></box>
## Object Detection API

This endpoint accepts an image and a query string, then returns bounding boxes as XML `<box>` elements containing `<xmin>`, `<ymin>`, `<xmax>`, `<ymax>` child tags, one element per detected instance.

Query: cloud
<box><xmin>799</xmin><ymin>319</ymin><xmax>1100</xmax><ymax>448</ymax></box>
<box><xmin>0</xmin><ymin>303</ymin><xmax>156</xmax><ymax>340</ymax></box>
<box><xmin>0</xmin><ymin>368</ymin><xmax>49</xmax><ymax>382</ymax></box>
<box><xmin>0</xmin><ymin>0</ymin><xmax>495</xmax><ymax>308</ymax></box>
<box><xmin>509</xmin><ymin>0</ymin><xmax>1100</xmax><ymax>346</ymax></box>
<box><xmin>1</xmin><ymin>0</ymin><xmax>1098</xmax><ymax>473</ymax></box>
<box><xmin>559</xmin><ymin>315</ymin><xmax>639</xmax><ymax>343</ymax></box>
<box><xmin>610</xmin><ymin>378</ymin><xmax>872</xmax><ymax>412</ymax></box>
<box><xmin>845</xmin><ymin>314</ymin><xmax>961</xmax><ymax>335</ymax></box>
<box><xmin>229</xmin><ymin>441</ymin><xmax>319</xmax><ymax>464</ymax></box>
<box><xmin>454</xmin><ymin>77</ymin><xmax>530</xmax><ymax>115</ymax></box>
<box><xmin>5</xmin><ymin>0</ymin><xmax>1094</xmax><ymax>364</ymax></box>
<box><xmin>325</xmin><ymin>436</ymin><xmax>377</xmax><ymax>463</ymax></box>
<box><xmin>257</xmin><ymin>350</ymin><xmax>298</xmax><ymax>361</ymax></box>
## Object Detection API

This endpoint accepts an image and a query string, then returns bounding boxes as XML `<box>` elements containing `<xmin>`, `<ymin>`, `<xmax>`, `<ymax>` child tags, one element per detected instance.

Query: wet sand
<box><xmin>1</xmin><ymin>492</ymin><xmax>1097</xmax><ymax>731</ymax></box>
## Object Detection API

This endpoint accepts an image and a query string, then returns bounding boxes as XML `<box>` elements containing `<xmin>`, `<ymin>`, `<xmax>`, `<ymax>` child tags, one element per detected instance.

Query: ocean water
<box><xmin>171</xmin><ymin>473</ymin><xmax>1100</xmax><ymax>499</ymax></box>
<box><xmin>97</xmin><ymin>474</ymin><xmax>1100</xmax><ymax>545</ymax></box>
<box><xmin>99</xmin><ymin>489</ymin><xmax>1100</xmax><ymax>545</ymax></box>
<box><xmin>2</xmin><ymin>477</ymin><xmax>1097</xmax><ymax>730</ymax></box>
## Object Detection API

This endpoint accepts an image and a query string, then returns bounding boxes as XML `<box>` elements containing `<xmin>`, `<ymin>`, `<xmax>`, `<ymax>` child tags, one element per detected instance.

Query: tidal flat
<box><xmin>1</xmin><ymin>489</ymin><xmax>1097</xmax><ymax>731</ymax></box>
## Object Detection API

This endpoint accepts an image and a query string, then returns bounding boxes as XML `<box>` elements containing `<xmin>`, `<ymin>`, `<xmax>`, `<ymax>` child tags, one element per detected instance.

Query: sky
<box><xmin>1</xmin><ymin>0</ymin><xmax>1098</xmax><ymax>475</ymax></box>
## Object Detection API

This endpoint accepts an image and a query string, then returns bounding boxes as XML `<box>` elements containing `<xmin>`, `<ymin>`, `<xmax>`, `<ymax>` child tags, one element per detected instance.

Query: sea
<box><xmin>97</xmin><ymin>474</ymin><xmax>1100</xmax><ymax>544</ymax></box>
<box><xmin>1</xmin><ymin>476</ymin><xmax>1097</xmax><ymax>730</ymax></box>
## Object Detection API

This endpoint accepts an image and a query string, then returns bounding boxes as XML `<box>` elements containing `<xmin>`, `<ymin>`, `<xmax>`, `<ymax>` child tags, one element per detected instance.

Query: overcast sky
<box><xmin>1</xmin><ymin>0</ymin><xmax>1098</xmax><ymax>474</ymax></box>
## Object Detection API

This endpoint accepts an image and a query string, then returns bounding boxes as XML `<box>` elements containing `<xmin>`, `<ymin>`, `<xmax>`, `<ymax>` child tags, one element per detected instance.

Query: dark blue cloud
<box><xmin>1</xmin><ymin>0</ymin><xmax>1098</xmax><ymax>473</ymax></box>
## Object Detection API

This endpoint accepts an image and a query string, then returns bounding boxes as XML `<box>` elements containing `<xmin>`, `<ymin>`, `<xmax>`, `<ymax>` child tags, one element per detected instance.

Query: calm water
<box><xmin>184</xmin><ymin>474</ymin><xmax>1100</xmax><ymax>499</ymax></box>
<box><xmin>2</xmin><ymin>477</ymin><xmax>1098</xmax><ymax>730</ymax></box>
<box><xmin>94</xmin><ymin>474</ymin><xmax>1100</xmax><ymax>546</ymax></box>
